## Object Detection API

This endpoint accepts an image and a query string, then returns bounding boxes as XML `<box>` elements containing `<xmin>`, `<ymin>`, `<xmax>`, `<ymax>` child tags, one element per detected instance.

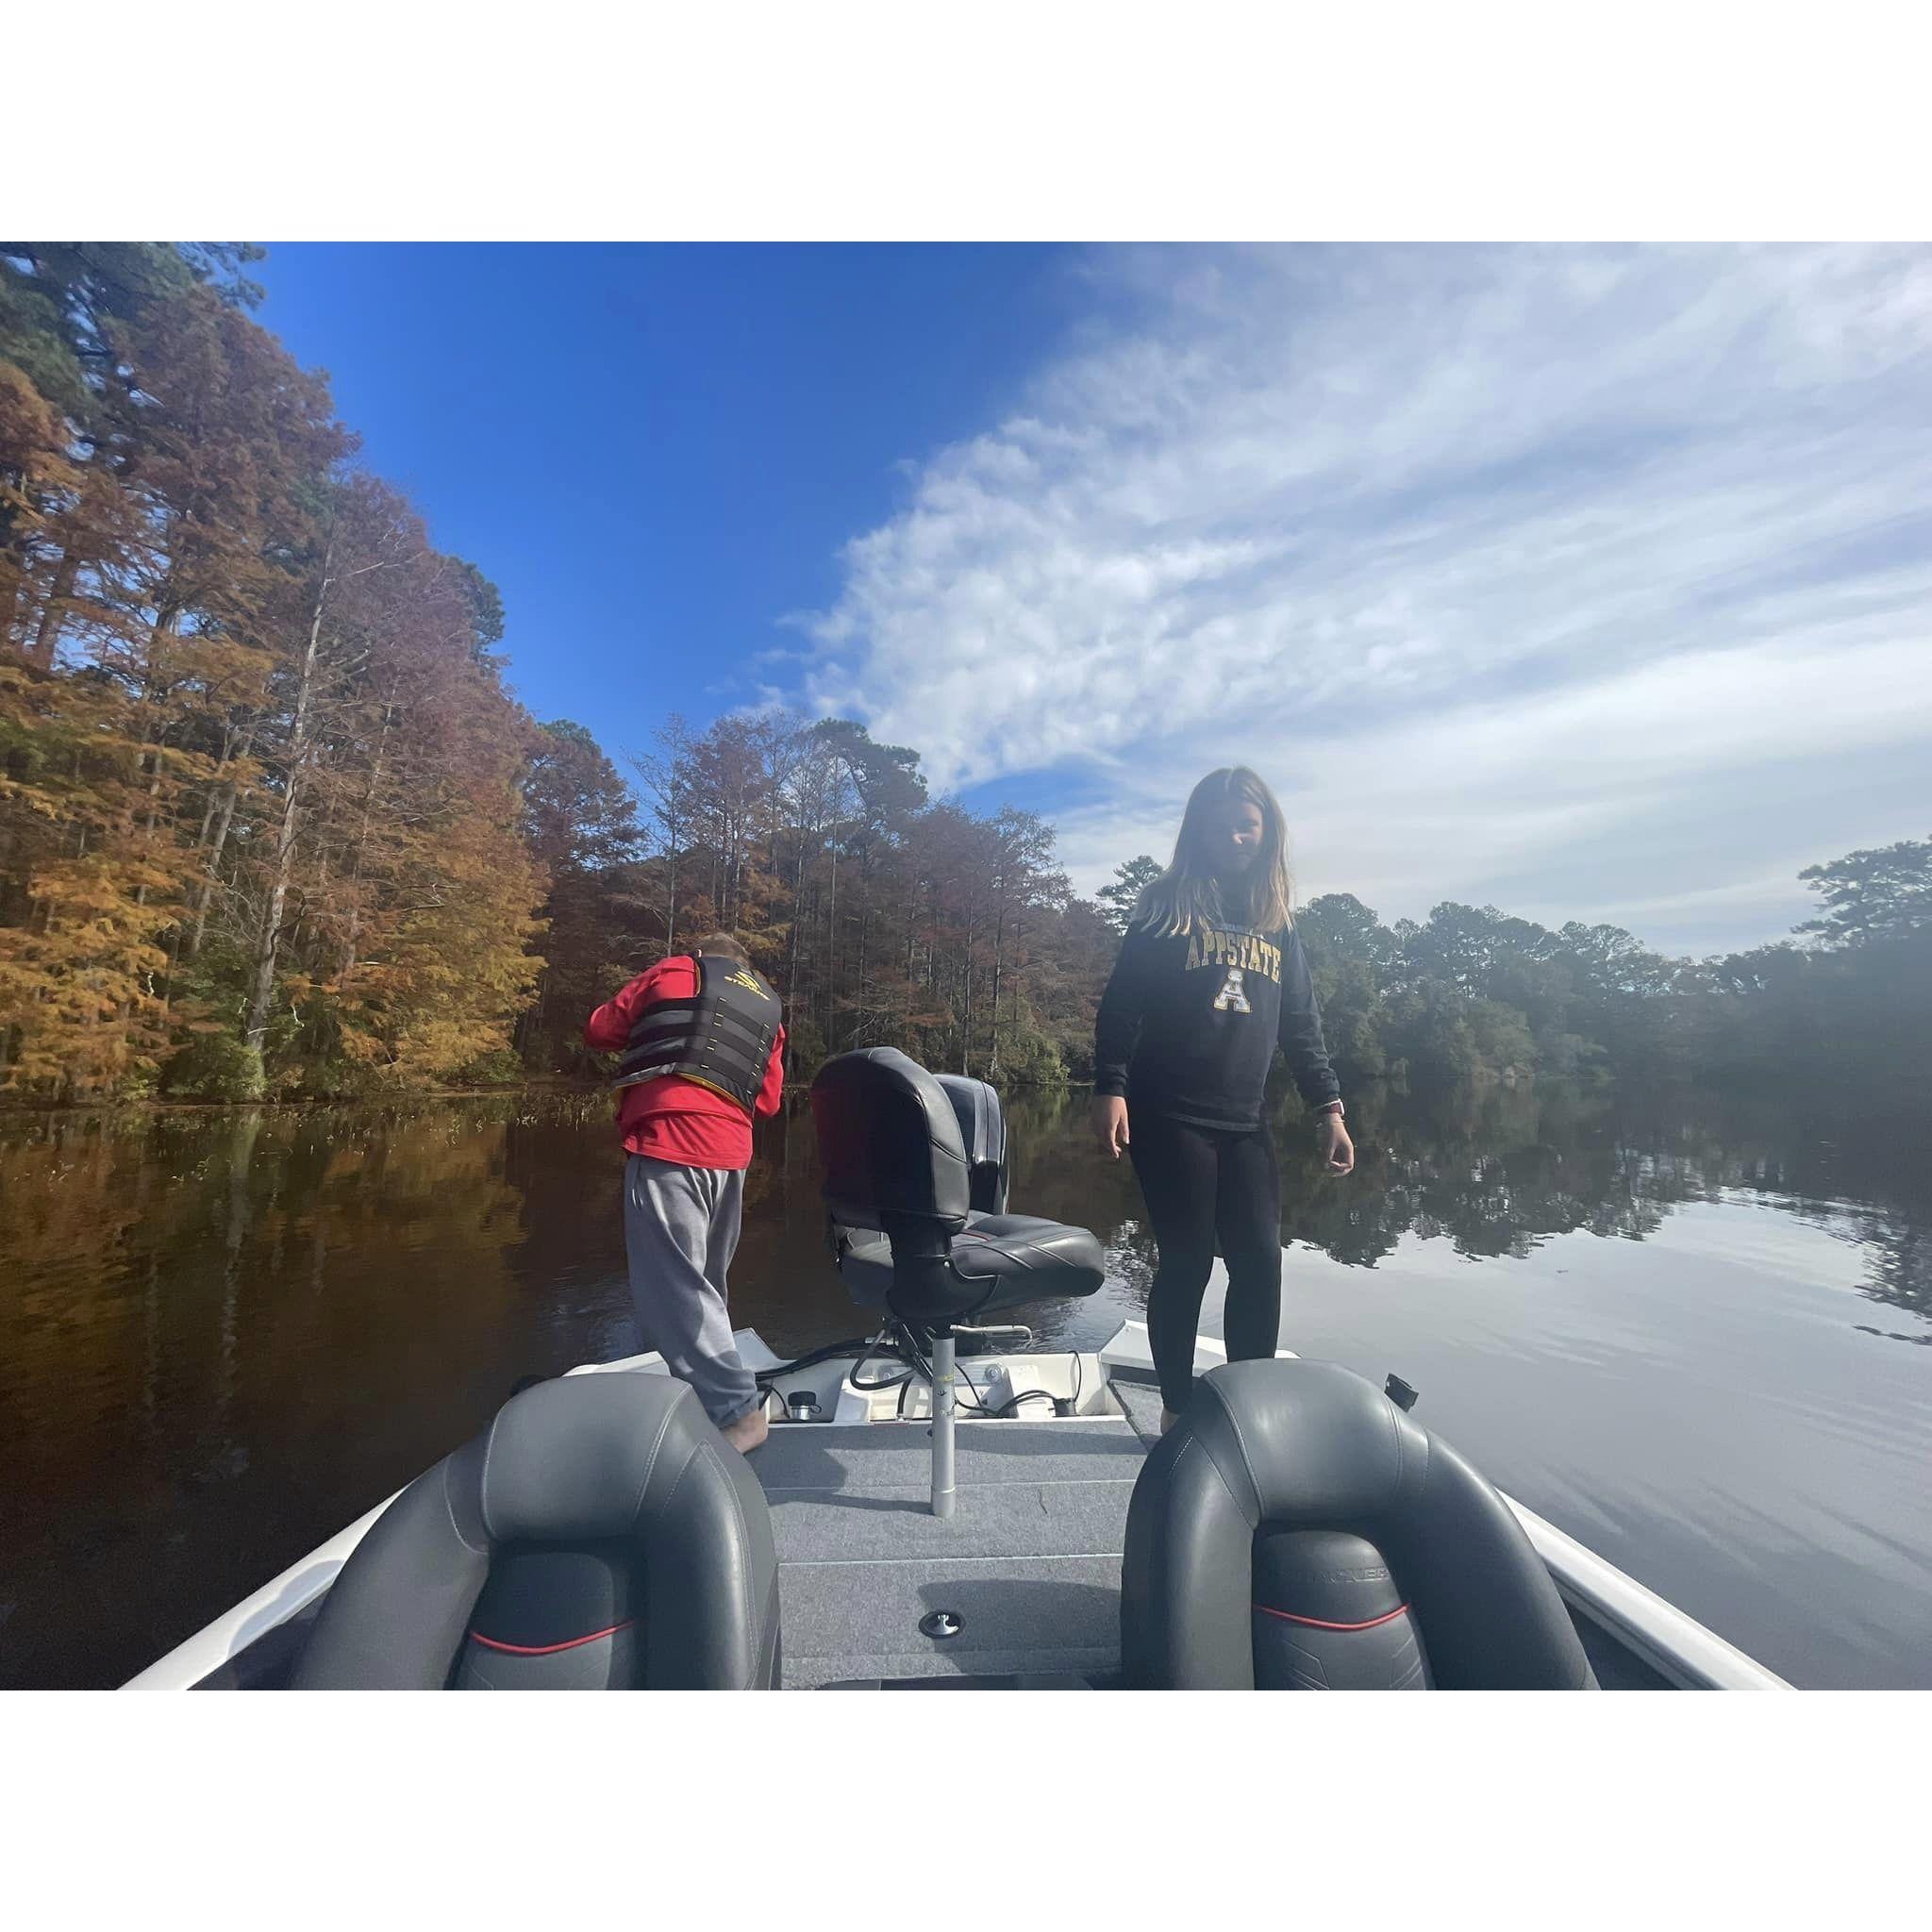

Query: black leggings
<box><xmin>1128</xmin><ymin>1115</ymin><xmax>1283</xmax><ymax>1414</ymax></box>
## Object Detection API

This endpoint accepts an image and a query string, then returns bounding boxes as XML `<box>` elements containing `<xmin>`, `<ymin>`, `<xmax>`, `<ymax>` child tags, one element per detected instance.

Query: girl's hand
<box><xmin>1091</xmin><ymin>1095</ymin><xmax>1130</xmax><ymax>1160</ymax></box>
<box><xmin>1316</xmin><ymin>1116</ymin><xmax>1355</xmax><ymax>1175</ymax></box>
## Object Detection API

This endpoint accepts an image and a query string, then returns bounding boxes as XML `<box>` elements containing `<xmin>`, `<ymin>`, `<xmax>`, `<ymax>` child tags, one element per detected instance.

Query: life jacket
<box><xmin>612</xmin><ymin>955</ymin><xmax>782</xmax><ymax>1113</ymax></box>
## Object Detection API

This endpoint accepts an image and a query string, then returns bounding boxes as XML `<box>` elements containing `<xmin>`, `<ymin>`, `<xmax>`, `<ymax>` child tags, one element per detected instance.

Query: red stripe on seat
<box><xmin>1254</xmin><ymin>1602</ymin><xmax>1410</xmax><ymax>1632</ymax></box>
<box><xmin>468</xmin><ymin>1619</ymin><xmax>635</xmax><ymax>1657</ymax></box>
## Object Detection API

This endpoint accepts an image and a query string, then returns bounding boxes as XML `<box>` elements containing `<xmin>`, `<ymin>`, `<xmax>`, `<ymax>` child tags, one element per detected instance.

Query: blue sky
<box><xmin>258</xmin><ymin>243</ymin><xmax>1932</xmax><ymax>957</ymax></box>
<box><xmin>258</xmin><ymin>242</ymin><xmax>1076</xmax><ymax>739</ymax></box>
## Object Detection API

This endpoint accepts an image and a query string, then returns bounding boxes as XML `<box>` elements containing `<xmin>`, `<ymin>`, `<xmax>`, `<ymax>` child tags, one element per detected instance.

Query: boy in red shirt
<box><xmin>585</xmin><ymin>933</ymin><xmax>786</xmax><ymax>1453</ymax></box>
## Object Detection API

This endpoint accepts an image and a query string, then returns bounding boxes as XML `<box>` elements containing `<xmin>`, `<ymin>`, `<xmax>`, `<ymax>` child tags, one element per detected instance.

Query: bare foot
<box><xmin>721</xmin><ymin>1408</ymin><xmax>770</xmax><ymax>1455</ymax></box>
<box><xmin>1159</xmin><ymin>1407</ymin><xmax>1179</xmax><ymax>1436</ymax></box>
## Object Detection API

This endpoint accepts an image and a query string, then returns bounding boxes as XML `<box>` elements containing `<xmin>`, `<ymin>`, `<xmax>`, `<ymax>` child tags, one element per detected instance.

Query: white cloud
<box><xmin>794</xmin><ymin>244</ymin><xmax>1932</xmax><ymax>953</ymax></box>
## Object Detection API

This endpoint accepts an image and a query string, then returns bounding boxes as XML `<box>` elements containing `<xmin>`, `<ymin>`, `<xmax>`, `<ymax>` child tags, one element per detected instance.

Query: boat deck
<box><xmin>755</xmin><ymin>1373</ymin><xmax>1674</xmax><ymax>1690</ymax></box>
<box><xmin>133</xmin><ymin>1308</ymin><xmax>1731</xmax><ymax>1689</ymax></box>
<box><xmin>755</xmin><ymin>1381</ymin><xmax>1163</xmax><ymax>1688</ymax></box>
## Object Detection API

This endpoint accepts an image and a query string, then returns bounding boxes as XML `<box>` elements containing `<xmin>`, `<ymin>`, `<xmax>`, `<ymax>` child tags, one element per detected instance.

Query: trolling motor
<box><xmin>809</xmin><ymin>1049</ymin><xmax>1104</xmax><ymax>1517</ymax></box>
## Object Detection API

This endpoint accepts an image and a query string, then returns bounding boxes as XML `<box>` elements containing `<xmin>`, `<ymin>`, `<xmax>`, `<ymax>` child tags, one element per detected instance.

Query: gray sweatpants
<box><xmin>622</xmin><ymin>1155</ymin><xmax>758</xmax><ymax>1428</ymax></box>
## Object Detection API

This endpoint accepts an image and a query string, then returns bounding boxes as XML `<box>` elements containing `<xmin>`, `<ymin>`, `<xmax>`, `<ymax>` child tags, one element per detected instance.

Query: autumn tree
<box><xmin>2</xmin><ymin>265</ymin><xmax>345</xmax><ymax>1097</ymax></box>
<box><xmin>3</xmin><ymin>247</ymin><xmax>554</xmax><ymax>1101</ymax></box>
<box><xmin>518</xmin><ymin>719</ymin><xmax>645</xmax><ymax>1069</ymax></box>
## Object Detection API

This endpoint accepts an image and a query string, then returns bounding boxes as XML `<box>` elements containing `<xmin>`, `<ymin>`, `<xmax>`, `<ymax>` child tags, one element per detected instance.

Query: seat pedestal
<box><xmin>930</xmin><ymin>1331</ymin><xmax>958</xmax><ymax>1518</ymax></box>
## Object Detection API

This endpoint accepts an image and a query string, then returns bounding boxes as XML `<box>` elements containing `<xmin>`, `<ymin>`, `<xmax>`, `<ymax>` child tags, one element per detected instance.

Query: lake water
<box><xmin>2</xmin><ymin>1080</ymin><xmax>1927</xmax><ymax>1689</ymax></box>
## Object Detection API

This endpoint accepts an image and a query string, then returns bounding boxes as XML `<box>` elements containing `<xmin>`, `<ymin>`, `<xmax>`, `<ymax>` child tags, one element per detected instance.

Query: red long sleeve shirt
<box><xmin>584</xmin><ymin>956</ymin><xmax>786</xmax><ymax>1171</ymax></box>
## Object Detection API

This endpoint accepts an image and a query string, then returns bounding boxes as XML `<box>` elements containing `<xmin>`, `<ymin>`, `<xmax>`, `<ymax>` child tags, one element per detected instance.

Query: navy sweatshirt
<box><xmin>1092</xmin><ymin>918</ymin><xmax>1341</xmax><ymax>1131</ymax></box>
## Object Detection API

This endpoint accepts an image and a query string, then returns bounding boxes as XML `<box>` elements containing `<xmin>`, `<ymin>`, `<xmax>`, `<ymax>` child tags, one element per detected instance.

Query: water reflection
<box><xmin>995</xmin><ymin>1080</ymin><xmax>1932</xmax><ymax>1341</ymax></box>
<box><xmin>0</xmin><ymin>1078</ymin><xmax>1927</xmax><ymax>1688</ymax></box>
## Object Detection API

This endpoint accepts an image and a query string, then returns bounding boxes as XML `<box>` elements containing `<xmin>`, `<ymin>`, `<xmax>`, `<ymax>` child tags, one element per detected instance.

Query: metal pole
<box><xmin>930</xmin><ymin>1330</ymin><xmax>957</xmax><ymax>1518</ymax></box>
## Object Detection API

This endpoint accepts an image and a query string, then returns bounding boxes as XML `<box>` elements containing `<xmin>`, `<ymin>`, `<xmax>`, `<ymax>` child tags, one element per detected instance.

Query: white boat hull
<box><xmin>125</xmin><ymin>1320</ymin><xmax>1790</xmax><ymax>1691</ymax></box>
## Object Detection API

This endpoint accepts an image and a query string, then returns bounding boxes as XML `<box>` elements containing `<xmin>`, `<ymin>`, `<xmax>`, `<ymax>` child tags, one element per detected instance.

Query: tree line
<box><xmin>517</xmin><ymin>710</ymin><xmax>1111</xmax><ymax>1090</ymax></box>
<box><xmin>5</xmin><ymin>243</ymin><xmax>1924</xmax><ymax>1110</ymax></box>
<box><xmin>475</xmin><ymin>704</ymin><xmax>1932</xmax><ymax>1116</ymax></box>
<box><xmin>1275</xmin><ymin>838</ymin><xmax>1932</xmax><ymax>1114</ymax></box>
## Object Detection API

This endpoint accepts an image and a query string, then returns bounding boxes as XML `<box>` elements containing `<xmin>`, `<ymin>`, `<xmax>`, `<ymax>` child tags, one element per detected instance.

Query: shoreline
<box><xmin>0</xmin><ymin>1074</ymin><xmax>1085</xmax><ymax>1124</ymax></box>
<box><xmin>0</xmin><ymin>1081</ymin><xmax>597</xmax><ymax>1122</ymax></box>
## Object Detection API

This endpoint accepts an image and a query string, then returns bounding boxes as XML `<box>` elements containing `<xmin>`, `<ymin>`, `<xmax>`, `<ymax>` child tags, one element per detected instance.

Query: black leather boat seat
<box><xmin>833</xmin><ymin>1214</ymin><xmax>1105</xmax><ymax>1317</ymax></box>
<box><xmin>935</xmin><ymin>1073</ymin><xmax>1008</xmax><ymax>1215</ymax></box>
<box><xmin>1121</xmin><ymin>1357</ymin><xmax>1597</xmax><ymax>1690</ymax></box>
<box><xmin>291</xmin><ymin>1372</ymin><xmax>780</xmax><ymax>1690</ymax></box>
<box><xmin>811</xmin><ymin>1049</ymin><xmax>1104</xmax><ymax>1324</ymax></box>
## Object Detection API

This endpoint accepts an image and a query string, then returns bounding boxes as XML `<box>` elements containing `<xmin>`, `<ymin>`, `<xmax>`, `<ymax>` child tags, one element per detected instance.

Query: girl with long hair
<box><xmin>1091</xmin><ymin>767</ymin><xmax>1354</xmax><ymax>1432</ymax></box>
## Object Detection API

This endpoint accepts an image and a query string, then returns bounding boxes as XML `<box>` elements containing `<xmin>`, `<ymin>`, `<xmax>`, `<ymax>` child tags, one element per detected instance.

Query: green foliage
<box><xmin>443</xmin><ymin>555</ymin><xmax>507</xmax><ymax>657</ymax></box>
<box><xmin>1283</xmin><ymin>845</ymin><xmax>1932</xmax><ymax>1107</ymax></box>
<box><xmin>1097</xmin><ymin>855</ymin><xmax>1163</xmax><ymax>935</ymax></box>
<box><xmin>451</xmin><ymin>1048</ymin><xmax>525</xmax><ymax>1090</ymax></box>
<box><xmin>158</xmin><ymin>1031</ymin><xmax>265</xmax><ymax>1103</ymax></box>
<box><xmin>987</xmin><ymin>989</ymin><xmax>1067</xmax><ymax>1088</ymax></box>
<box><xmin>996</xmin><ymin>1024</ymin><xmax>1067</xmax><ymax>1088</ymax></box>
<box><xmin>1796</xmin><ymin>835</ymin><xmax>1932</xmax><ymax>949</ymax></box>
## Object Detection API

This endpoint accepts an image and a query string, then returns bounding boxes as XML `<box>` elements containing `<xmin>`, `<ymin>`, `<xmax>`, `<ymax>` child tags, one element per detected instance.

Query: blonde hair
<box><xmin>1135</xmin><ymin>767</ymin><xmax>1294</xmax><ymax>937</ymax></box>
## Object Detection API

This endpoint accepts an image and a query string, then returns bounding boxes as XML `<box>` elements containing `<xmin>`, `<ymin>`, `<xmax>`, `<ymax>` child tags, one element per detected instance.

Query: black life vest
<box><xmin>613</xmin><ymin>956</ymin><xmax>782</xmax><ymax>1113</ymax></box>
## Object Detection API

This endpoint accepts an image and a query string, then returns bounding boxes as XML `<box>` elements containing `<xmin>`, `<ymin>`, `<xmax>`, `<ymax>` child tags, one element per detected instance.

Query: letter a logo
<box><xmin>1212</xmin><ymin>966</ymin><xmax>1252</xmax><ymax>1014</ymax></box>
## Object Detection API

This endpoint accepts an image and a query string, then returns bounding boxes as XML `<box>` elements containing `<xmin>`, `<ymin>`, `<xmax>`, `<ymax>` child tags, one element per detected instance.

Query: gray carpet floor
<box><xmin>752</xmin><ymin>1412</ymin><xmax>1155</xmax><ymax>1690</ymax></box>
<box><xmin>748</xmin><ymin>1381</ymin><xmax>1666</xmax><ymax>1690</ymax></box>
